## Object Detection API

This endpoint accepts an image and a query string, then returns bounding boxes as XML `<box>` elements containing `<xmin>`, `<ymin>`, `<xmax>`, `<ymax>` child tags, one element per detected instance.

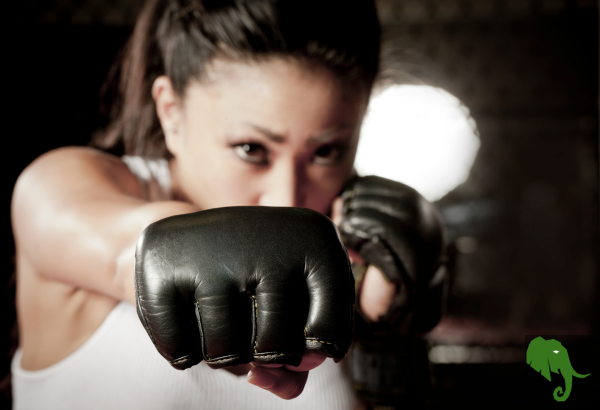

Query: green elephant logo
<box><xmin>526</xmin><ymin>336</ymin><xmax>591</xmax><ymax>402</ymax></box>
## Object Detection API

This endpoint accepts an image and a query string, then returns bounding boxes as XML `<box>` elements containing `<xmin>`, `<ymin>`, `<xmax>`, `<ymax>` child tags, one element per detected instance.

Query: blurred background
<box><xmin>3</xmin><ymin>0</ymin><xmax>598</xmax><ymax>408</ymax></box>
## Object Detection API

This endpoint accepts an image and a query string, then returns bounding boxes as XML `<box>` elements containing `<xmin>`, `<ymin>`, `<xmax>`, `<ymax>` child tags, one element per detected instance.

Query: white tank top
<box><xmin>11</xmin><ymin>156</ymin><xmax>362</xmax><ymax>410</ymax></box>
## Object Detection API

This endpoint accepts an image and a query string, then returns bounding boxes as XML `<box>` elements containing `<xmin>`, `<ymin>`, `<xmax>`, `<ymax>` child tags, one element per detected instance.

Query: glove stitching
<box><xmin>253</xmin><ymin>353</ymin><xmax>287</xmax><ymax>358</ymax></box>
<box><xmin>206</xmin><ymin>356</ymin><xmax>241</xmax><ymax>364</ymax></box>
<box><xmin>207</xmin><ymin>353</ymin><xmax>289</xmax><ymax>364</ymax></box>
<box><xmin>305</xmin><ymin>338</ymin><xmax>339</xmax><ymax>350</ymax></box>
<box><xmin>170</xmin><ymin>355</ymin><xmax>192</xmax><ymax>365</ymax></box>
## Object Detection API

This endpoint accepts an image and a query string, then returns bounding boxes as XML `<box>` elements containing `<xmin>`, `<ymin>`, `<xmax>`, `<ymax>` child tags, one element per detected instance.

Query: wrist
<box><xmin>115</xmin><ymin>242</ymin><xmax>137</xmax><ymax>305</ymax></box>
<box><xmin>115</xmin><ymin>200</ymin><xmax>200</xmax><ymax>305</ymax></box>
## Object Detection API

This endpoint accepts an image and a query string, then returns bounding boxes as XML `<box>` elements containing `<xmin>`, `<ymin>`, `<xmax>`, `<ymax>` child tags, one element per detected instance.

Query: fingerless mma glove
<box><xmin>339</xmin><ymin>175</ymin><xmax>447</xmax><ymax>335</ymax></box>
<box><xmin>135</xmin><ymin>206</ymin><xmax>355</xmax><ymax>370</ymax></box>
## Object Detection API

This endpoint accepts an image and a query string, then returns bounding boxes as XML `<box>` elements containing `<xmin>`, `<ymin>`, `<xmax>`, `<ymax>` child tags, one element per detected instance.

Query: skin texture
<box><xmin>156</xmin><ymin>57</ymin><xmax>366</xmax><ymax>213</ymax></box>
<box><xmin>12</xmin><ymin>57</ymin><xmax>395</xmax><ymax>402</ymax></box>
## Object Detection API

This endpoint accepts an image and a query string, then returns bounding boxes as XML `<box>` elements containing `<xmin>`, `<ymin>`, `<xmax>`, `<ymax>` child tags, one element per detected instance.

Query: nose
<box><xmin>258</xmin><ymin>160</ymin><xmax>304</xmax><ymax>207</ymax></box>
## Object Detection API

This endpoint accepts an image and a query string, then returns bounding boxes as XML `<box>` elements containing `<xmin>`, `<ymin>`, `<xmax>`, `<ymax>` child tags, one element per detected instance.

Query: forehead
<box><xmin>183</xmin><ymin>57</ymin><xmax>369</xmax><ymax>136</ymax></box>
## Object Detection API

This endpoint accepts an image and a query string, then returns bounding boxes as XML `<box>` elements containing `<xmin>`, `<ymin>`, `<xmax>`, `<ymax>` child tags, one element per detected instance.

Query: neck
<box><xmin>168</xmin><ymin>158</ymin><xmax>191</xmax><ymax>203</ymax></box>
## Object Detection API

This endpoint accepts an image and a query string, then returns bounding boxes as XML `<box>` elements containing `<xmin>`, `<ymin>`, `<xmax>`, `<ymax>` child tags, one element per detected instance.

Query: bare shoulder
<box><xmin>11</xmin><ymin>146</ymin><xmax>144</xmax><ymax>257</ymax></box>
<box><xmin>13</xmin><ymin>146</ymin><xmax>141</xmax><ymax>202</ymax></box>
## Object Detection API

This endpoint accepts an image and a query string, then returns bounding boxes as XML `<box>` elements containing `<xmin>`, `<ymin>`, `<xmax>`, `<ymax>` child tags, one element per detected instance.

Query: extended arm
<box><xmin>11</xmin><ymin>146</ymin><xmax>198</xmax><ymax>304</ymax></box>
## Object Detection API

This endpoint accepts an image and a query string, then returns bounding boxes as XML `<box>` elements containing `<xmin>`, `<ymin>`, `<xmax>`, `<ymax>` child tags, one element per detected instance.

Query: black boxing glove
<box><xmin>339</xmin><ymin>176</ymin><xmax>447</xmax><ymax>408</ymax></box>
<box><xmin>339</xmin><ymin>175</ymin><xmax>447</xmax><ymax>334</ymax></box>
<box><xmin>135</xmin><ymin>206</ymin><xmax>354</xmax><ymax>370</ymax></box>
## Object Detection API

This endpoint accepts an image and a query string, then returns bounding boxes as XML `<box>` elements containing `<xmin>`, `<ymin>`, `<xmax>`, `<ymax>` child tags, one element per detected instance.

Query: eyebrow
<box><xmin>239</xmin><ymin>122</ymin><xmax>356</xmax><ymax>144</ymax></box>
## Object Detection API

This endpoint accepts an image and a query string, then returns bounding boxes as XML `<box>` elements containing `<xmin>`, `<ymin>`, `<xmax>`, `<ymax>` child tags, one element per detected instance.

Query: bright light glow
<box><xmin>355</xmin><ymin>85</ymin><xmax>480</xmax><ymax>201</ymax></box>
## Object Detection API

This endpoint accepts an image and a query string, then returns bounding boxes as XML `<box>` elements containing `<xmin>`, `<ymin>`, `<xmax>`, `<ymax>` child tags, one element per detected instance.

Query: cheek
<box><xmin>209</xmin><ymin>171</ymin><xmax>260</xmax><ymax>207</ymax></box>
<box><xmin>183</xmin><ymin>141</ymin><xmax>262</xmax><ymax>208</ymax></box>
<box><xmin>304</xmin><ymin>167</ymin><xmax>352</xmax><ymax>214</ymax></box>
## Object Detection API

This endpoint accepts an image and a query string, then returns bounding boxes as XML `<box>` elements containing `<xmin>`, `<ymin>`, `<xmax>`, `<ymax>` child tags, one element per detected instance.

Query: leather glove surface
<box><xmin>135</xmin><ymin>206</ymin><xmax>354</xmax><ymax>370</ymax></box>
<box><xmin>339</xmin><ymin>175</ymin><xmax>447</xmax><ymax>335</ymax></box>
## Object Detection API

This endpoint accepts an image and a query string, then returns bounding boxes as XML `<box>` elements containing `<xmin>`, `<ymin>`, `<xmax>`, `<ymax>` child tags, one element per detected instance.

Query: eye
<box><xmin>313</xmin><ymin>144</ymin><xmax>344</xmax><ymax>165</ymax></box>
<box><xmin>553</xmin><ymin>350</ymin><xmax>559</xmax><ymax>354</ymax></box>
<box><xmin>234</xmin><ymin>143</ymin><xmax>268</xmax><ymax>165</ymax></box>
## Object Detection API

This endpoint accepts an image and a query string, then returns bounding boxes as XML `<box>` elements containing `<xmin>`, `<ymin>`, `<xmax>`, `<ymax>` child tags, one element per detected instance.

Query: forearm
<box><xmin>16</xmin><ymin>197</ymin><xmax>198</xmax><ymax>303</ymax></box>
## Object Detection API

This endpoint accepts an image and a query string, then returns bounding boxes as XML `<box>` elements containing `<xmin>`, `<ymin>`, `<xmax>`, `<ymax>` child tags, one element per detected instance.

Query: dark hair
<box><xmin>93</xmin><ymin>0</ymin><xmax>381</xmax><ymax>158</ymax></box>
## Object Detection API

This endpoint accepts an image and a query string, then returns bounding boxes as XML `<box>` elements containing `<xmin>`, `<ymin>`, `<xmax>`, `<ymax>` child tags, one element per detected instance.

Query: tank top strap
<box><xmin>121</xmin><ymin>156</ymin><xmax>173</xmax><ymax>202</ymax></box>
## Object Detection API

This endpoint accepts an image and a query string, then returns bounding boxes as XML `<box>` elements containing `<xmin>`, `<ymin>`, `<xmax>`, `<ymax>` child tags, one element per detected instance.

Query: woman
<box><xmin>11</xmin><ymin>0</ymin><xmax>441</xmax><ymax>408</ymax></box>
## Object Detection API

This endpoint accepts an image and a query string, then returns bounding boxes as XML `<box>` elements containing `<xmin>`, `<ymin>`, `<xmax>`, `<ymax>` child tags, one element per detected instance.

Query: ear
<box><xmin>152</xmin><ymin>75</ymin><xmax>183</xmax><ymax>157</ymax></box>
<box><xmin>527</xmin><ymin>337</ymin><xmax>552</xmax><ymax>381</ymax></box>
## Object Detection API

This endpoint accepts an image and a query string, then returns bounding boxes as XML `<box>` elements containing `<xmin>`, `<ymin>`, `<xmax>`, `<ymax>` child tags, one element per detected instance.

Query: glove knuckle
<box><xmin>136</xmin><ymin>207</ymin><xmax>354</xmax><ymax>369</ymax></box>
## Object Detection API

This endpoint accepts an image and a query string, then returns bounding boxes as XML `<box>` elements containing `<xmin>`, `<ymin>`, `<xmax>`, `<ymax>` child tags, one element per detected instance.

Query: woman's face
<box><xmin>156</xmin><ymin>57</ymin><xmax>369</xmax><ymax>215</ymax></box>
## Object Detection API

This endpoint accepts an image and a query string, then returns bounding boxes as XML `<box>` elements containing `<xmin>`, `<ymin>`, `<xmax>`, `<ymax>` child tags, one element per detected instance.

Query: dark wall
<box><xmin>3</xmin><ymin>1</ymin><xmax>599</xmax><ymax>408</ymax></box>
<box><xmin>376</xmin><ymin>0</ymin><xmax>599</xmax><ymax>331</ymax></box>
<box><xmin>376</xmin><ymin>1</ymin><xmax>599</xmax><ymax>407</ymax></box>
